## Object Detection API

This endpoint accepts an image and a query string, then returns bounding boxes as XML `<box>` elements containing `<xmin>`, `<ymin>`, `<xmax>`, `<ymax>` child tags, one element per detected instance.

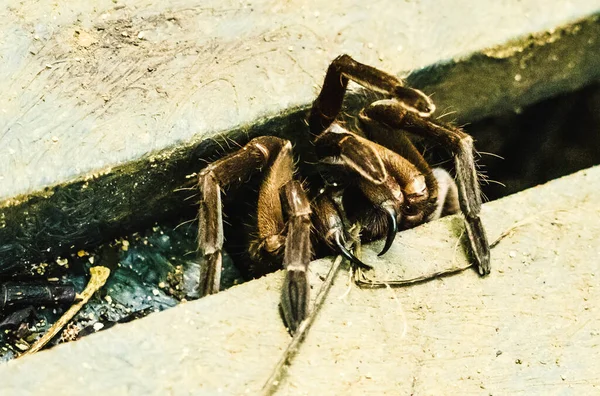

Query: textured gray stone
<box><xmin>1</xmin><ymin>0</ymin><xmax>600</xmax><ymax>271</ymax></box>
<box><xmin>0</xmin><ymin>166</ymin><xmax>598</xmax><ymax>395</ymax></box>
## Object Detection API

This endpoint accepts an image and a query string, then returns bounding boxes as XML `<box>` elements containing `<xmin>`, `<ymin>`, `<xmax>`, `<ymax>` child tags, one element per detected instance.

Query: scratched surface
<box><xmin>2</xmin><ymin>1</ymin><xmax>600</xmax><ymax>272</ymax></box>
<box><xmin>1</xmin><ymin>0</ymin><xmax>600</xmax><ymax>198</ymax></box>
<box><xmin>0</xmin><ymin>166</ymin><xmax>597</xmax><ymax>394</ymax></box>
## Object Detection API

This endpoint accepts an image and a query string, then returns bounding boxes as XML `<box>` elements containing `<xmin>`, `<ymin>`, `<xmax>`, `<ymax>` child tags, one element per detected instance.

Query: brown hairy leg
<box><xmin>196</xmin><ymin>136</ymin><xmax>312</xmax><ymax>332</ymax></box>
<box><xmin>314</xmin><ymin>122</ymin><xmax>434</xmax><ymax>256</ymax></box>
<box><xmin>361</xmin><ymin>100</ymin><xmax>491</xmax><ymax>275</ymax></box>
<box><xmin>309</xmin><ymin>54</ymin><xmax>435</xmax><ymax>136</ymax></box>
<box><xmin>359</xmin><ymin>115</ymin><xmax>460</xmax><ymax>222</ymax></box>
<box><xmin>195</xmin><ymin>136</ymin><xmax>294</xmax><ymax>296</ymax></box>
<box><xmin>279</xmin><ymin>180</ymin><xmax>312</xmax><ymax>332</ymax></box>
<box><xmin>195</xmin><ymin>138</ymin><xmax>270</xmax><ymax>298</ymax></box>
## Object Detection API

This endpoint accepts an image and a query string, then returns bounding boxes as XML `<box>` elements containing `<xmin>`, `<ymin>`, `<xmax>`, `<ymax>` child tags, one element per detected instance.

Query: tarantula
<box><xmin>194</xmin><ymin>55</ymin><xmax>490</xmax><ymax>333</ymax></box>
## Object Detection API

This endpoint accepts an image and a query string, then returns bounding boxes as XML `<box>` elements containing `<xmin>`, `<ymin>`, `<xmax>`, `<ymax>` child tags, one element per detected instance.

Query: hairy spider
<box><xmin>194</xmin><ymin>55</ymin><xmax>490</xmax><ymax>333</ymax></box>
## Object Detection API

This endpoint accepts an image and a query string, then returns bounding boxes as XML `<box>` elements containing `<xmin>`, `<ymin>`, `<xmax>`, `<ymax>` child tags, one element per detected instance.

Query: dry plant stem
<box><xmin>357</xmin><ymin>209</ymin><xmax>571</xmax><ymax>288</ymax></box>
<box><xmin>262</xmin><ymin>225</ymin><xmax>363</xmax><ymax>395</ymax></box>
<box><xmin>261</xmin><ymin>209</ymin><xmax>567</xmax><ymax>391</ymax></box>
<box><xmin>355</xmin><ymin>226</ymin><xmax>471</xmax><ymax>288</ymax></box>
<box><xmin>489</xmin><ymin>209</ymin><xmax>568</xmax><ymax>248</ymax></box>
<box><xmin>262</xmin><ymin>255</ymin><xmax>344</xmax><ymax>395</ymax></box>
<box><xmin>21</xmin><ymin>266</ymin><xmax>111</xmax><ymax>357</ymax></box>
<box><xmin>355</xmin><ymin>263</ymin><xmax>472</xmax><ymax>289</ymax></box>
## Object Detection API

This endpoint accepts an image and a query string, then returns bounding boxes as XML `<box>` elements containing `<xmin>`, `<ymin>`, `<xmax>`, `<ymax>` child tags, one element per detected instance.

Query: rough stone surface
<box><xmin>2</xmin><ymin>0</ymin><xmax>597</xmax><ymax>199</ymax></box>
<box><xmin>1</xmin><ymin>1</ymin><xmax>600</xmax><ymax>271</ymax></box>
<box><xmin>0</xmin><ymin>166</ymin><xmax>598</xmax><ymax>395</ymax></box>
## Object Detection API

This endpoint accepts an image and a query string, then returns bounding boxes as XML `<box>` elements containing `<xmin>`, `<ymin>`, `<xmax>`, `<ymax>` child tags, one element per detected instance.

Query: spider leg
<box><xmin>196</xmin><ymin>136</ymin><xmax>313</xmax><ymax>333</ymax></box>
<box><xmin>247</xmin><ymin>142</ymin><xmax>312</xmax><ymax>333</ymax></box>
<box><xmin>195</xmin><ymin>136</ymin><xmax>295</xmax><ymax>298</ymax></box>
<box><xmin>359</xmin><ymin>113</ymin><xmax>438</xmax><ymax>191</ymax></box>
<box><xmin>279</xmin><ymin>180</ymin><xmax>312</xmax><ymax>333</ymax></box>
<box><xmin>359</xmin><ymin>114</ymin><xmax>459</xmax><ymax>222</ymax></box>
<box><xmin>315</xmin><ymin>122</ymin><xmax>432</xmax><ymax>255</ymax></box>
<box><xmin>309</xmin><ymin>54</ymin><xmax>434</xmax><ymax>136</ymax></box>
<box><xmin>361</xmin><ymin>100</ymin><xmax>491</xmax><ymax>275</ymax></box>
<box><xmin>314</xmin><ymin>123</ymin><xmax>387</xmax><ymax>185</ymax></box>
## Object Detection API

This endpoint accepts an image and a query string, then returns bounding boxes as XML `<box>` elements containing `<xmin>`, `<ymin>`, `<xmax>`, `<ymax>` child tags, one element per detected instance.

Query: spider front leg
<box><xmin>196</xmin><ymin>136</ymin><xmax>312</xmax><ymax>333</ymax></box>
<box><xmin>361</xmin><ymin>101</ymin><xmax>491</xmax><ymax>275</ymax></box>
<box><xmin>279</xmin><ymin>180</ymin><xmax>312</xmax><ymax>332</ymax></box>
<box><xmin>314</xmin><ymin>122</ymin><xmax>436</xmax><ymax>257</ymax></box>
<box><xmin>309</xmin><ymin>54</ymin><xmax>435</xmax><ymax>136</ymax></box>
<box><xmin>357</xmin><ymin>113</ymin><xmax>460</xmax><ymax>222</ymax></box>
<box><xmin>195</xmin><ymin>138</ymin><xmax>270</xmax><ymax>298</ymax></box>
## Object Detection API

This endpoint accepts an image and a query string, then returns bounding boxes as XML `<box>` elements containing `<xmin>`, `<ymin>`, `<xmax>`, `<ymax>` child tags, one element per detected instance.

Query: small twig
<box><xmin>355</xmin><ymin>263</ymin><xmax>472</xmax><ymax>289</ymax></box>
<box><xmin>357</xmin><ymin>208</ymin><xmax>572</xmax><ymax>288</ymax></box>
<box><xmin>21</xmin><ymin>266</ymin><xmax>111</xmax><ymax>357</ymax></box>
<box><xmin>261</xmin><ymin>255</ymin><xmax>344</xmax><ymax>395</ymax></box>
<box><xmin>338</xmin><ymin>266</ymin><xmax>354</xmax><ymax>302</ymax></box>
<box><xmin>356</xmin><ymin>226</ymin><xmax>471</xmax><ymax>288</ymax></box>
<box><xmin>490</xmin><ymin>209</ymin><xmax>568</xmax><ymax>248</ymax></box>
<box><xmin>262</xmin><ymin>225</ymin><xmax>362</xmax><ymax>395</ymax></box>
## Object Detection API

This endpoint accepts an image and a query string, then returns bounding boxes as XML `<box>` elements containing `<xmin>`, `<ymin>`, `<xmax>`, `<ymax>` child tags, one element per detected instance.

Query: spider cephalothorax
<box><xmin>194</xmin><ymin>55</ymin><xmax>490</xmax><ymax>333</ymax></box>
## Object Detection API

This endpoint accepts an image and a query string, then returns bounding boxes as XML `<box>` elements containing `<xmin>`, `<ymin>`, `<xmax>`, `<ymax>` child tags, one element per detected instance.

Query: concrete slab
<box><xmin>2</xmin><ymin>1</ymin><xmax>600</xmax><ymax>272</ymax></box>
<box><xmin>0</xmin><ymin>165</ymin><xmax>598</xmax><ymax>395</ymax></box>
<box><xmin>3</xmin><ymin>0</ymin><xmax>598</xmax><ymax>199</ymax></box>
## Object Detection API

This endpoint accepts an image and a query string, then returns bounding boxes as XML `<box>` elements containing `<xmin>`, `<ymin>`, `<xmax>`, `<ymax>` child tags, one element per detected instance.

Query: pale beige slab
<box><xmin>0</xmin><ymin>166</ymin><xmax>598</xmax><ymax>395</ymax></box>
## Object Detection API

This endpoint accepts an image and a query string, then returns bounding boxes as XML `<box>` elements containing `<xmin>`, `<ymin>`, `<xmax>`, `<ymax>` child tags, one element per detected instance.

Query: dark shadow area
<box><xmin>468</xmin><ymin>82</ymin><xmax>600</xmax><ymax>201</ymax></box>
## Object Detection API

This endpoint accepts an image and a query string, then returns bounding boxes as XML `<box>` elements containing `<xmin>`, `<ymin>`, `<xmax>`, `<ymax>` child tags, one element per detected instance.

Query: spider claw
<box><xmin>378</xmin><ymin>205</ymin><xmax>397</xmax><ymax>256</ymax></box>
<box><xmin>281</xmin><ymin>268</ymin><xmax>309</xmax><ymax>334</ymax></box>
<box><xmin>334</xmin><ymin>232</ymin><xmax>372</xmax><ymax>270</ymax></box>
<box><xmin>465</xmin><ymin>216</ymin><xmax>491</xmax><ymax>276</ymax></box>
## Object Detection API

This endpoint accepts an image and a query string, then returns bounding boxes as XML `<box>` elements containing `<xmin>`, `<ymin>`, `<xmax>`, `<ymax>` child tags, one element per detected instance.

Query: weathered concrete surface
<box><xmin>0</xmin><ymin>166</ymin><xmax>598</xmax><ymax>395</ymax></box>
<box><xmin>1</xmin><ymin>0</ymin><xmax>600</xmax><ymax>272</ymax></box>
<box><xmin>3</xmin><ymin>0</ymin><xmax>597</xmax><ymax>199</ymax></box>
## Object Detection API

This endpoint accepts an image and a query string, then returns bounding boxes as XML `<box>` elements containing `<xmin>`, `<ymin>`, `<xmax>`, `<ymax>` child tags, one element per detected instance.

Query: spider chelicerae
<box><xmin>193</xmin><ymin>55</ymin><xmax>490</xmax><ymax>333</ymax></box>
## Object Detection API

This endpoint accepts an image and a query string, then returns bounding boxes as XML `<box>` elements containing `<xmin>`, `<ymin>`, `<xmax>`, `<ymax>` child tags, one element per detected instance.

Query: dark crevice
<box><xmin>1</xmin><ymin>82</ymin><xmax>599</xmax><ymax>361</ymax></box>
<box><xmin>468</xmin><ymin>82</ymin><xmax>600</xmax><ymax>201</ymax></box>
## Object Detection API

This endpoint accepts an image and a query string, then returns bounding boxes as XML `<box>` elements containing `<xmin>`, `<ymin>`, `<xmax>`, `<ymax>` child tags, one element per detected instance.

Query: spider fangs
<box><xmin>193</xmin><ymin>55</ymin><xmax>490</xmax><ymax>333</ymax></box>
